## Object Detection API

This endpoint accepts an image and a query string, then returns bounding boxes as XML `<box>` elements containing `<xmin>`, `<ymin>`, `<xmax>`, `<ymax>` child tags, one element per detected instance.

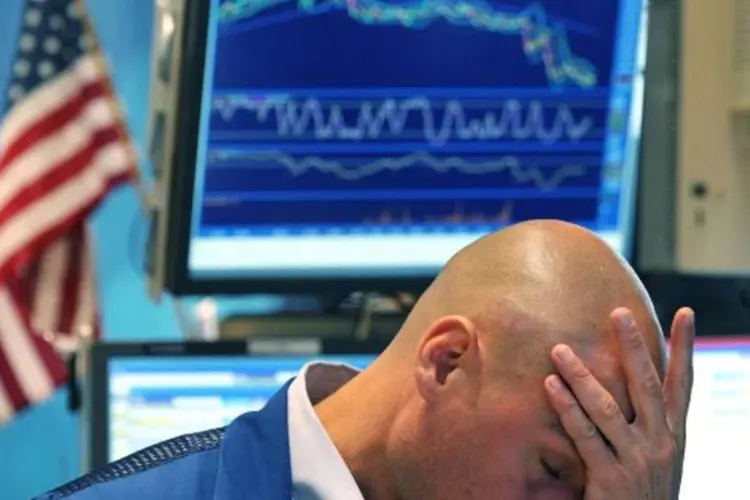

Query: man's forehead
<box><xmin>579</xmin><ymin>348</ymin><xmax>635</xmax><ymax>422</ymax></box>
<box><xmin>541</xmin><ymin>350</ymin><xmax>634</xmax><ymax>451</ymax></box>
<box><xmin>491</xmin><ymin>307</ymin><xmax>654</xmax><ymax>422</ymax></box>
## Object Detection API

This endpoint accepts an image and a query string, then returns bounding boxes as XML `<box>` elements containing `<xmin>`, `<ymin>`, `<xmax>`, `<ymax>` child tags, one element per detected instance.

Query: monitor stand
<box><xmin>219</xmin><ymin>292</ymin><xmax>413</xmax><ymax>342</ymax></box>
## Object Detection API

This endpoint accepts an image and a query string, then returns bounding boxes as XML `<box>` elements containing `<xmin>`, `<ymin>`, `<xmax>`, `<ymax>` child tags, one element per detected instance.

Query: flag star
<box><xmin>38</xmin><ymin>60</ymin><xmax>55</xmax><ymax>78</ymax></box>
<box><xmin>13</xmin><ymin>59</ymin><xmax>30</xmax><ymax>77</ymax></box>
<box><xmin>79</xmin><ymin>34</ymin><xmax>94</xmax><ymax>51</ymax></box>
<box><xmin>19</xmin><ymin>33</ymin><xmax>37</xmax><ymax>52</ymax></box>
<box><xmin>49</xmin><ymin>14</ymin><xmax>65</xmax><ymax>31</ymax></box>
<box><xmin>44</xmin><ymin>37</ymin><xmax>62</xmax><ymax>54</ymax></box>
<box><xmin>8</xmin><ymin>85</ymin><xmax>25</xmax><ymax>102</ymax></box>
<box><xmin>25</xmin><ymin>8</ymin><xmax>42</xmax><ymax>27</ymax></box>
<box><xmin>67</xmin><ymin>2</ymin><xmax>81</xmax><ymax>19</ymax></box>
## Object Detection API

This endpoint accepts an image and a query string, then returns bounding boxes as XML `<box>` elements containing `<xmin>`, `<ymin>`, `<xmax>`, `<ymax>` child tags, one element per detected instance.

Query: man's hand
<box><xmin>543</xmin><ymin>307</ymin><xmax>695</xmax><ymax>499</ymax></box>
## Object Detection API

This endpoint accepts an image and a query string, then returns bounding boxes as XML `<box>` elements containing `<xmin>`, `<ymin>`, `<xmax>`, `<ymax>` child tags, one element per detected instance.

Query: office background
<box><xmin>0</xmin><ymin>0</ymin><xmax>747</xmax><ymax>498</ymax></box>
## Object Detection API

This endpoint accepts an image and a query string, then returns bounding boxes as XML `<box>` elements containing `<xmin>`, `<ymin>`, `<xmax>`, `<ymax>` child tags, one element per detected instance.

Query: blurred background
<box><xmin>0</xmin><ymin>0</ymin><xmax>165</xmax><ymax>495</ymax></box>
<box><xmin>0</xmin><ymin>0</ymin><xmax>748</xmax><ymax>498</ymax></box>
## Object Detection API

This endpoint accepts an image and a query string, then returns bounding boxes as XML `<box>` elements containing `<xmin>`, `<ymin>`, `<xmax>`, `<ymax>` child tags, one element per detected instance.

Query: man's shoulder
<box><xmin>36</xmin><ymin>380</ymin><xmax>295</xmax><ymax>500</ymax></box>
<box><xmin>35</xmin><ymin>427</ymin><xmax>226</xmax><ymax>500</ymax></box>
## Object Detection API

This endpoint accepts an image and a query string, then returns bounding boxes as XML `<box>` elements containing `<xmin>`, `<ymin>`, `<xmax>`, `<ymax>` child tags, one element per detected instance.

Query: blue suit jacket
<box><xmin>36</xmin><ymin>382</ymin><xmax>294</xmax><ymax>500</ymax></box>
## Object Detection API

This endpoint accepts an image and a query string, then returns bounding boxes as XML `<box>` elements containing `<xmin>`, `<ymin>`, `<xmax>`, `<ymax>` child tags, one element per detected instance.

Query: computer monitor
<box><xmin>681</xmin><ymin>337</ymin><xmax>750</xmax><ymax>500</ymax></box>
<box><xmin>86</xmin><ymin>339</ymin><xmax>385</xmax><ymax>470</ymax></box>
<box><xmin>161</xmin><ymin>0</ymin><xmax>649</xmax><ymax>294</ymax></box>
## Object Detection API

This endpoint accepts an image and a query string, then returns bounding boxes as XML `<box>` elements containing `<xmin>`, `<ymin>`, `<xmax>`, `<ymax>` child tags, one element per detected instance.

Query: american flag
<box><xmin>0</xmin><ymin>0</ymin><xmax>135</xmax><ymax>423</ymax></box>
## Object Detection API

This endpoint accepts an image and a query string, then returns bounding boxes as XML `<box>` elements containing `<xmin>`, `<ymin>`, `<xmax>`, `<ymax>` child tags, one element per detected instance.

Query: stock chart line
<box><xmin>212</xmin><ymin>97</ymin><xmax>595</xmax><ymax>145</ymax></box>
<box><xmin>217</xmin><ymin>0</ymin><xmax>597</xmax><ymax>87</ymax></box>
<box><xmin>207</xmin><ymin>151</ymin><xmax>587</xmax><ymax>190</ymax></box>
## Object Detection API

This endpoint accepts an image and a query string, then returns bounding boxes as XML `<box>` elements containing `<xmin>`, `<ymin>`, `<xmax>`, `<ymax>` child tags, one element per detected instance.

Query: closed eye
<box><xmin>540</xmin><ymin>459</ymin><xmax>561</xmax><ymax>480</ymax></box>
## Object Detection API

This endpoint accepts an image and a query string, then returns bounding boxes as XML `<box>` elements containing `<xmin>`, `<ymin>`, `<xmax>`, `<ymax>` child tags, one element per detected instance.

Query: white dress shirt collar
<box><xmin>288</xmin><ymin>362</ymin><xmax>365</xmax><ymax>500</ymax></box>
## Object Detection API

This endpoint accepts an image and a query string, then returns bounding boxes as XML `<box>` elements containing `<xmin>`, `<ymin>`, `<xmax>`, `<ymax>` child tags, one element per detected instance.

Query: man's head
<box><xmin>317</xmin><ymin>220</ymin><xmax>665</xmax><ymax>499</ymax></box>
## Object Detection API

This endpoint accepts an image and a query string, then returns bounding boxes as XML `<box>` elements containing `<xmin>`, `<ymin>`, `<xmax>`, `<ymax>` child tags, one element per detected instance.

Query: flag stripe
<box><xmin>0</xmin><ymin>380</ymin><xmax>13</xmax><ymax>422</ymax></box>
<box><xmin>0</xmin><ymin>337</ymin><xmax>29</xmax><ymax>410</ymax></box>
<box><xmin>0</xmin><ymin>287</ymin><xmax>54</xmax><ymax>402</ymax></box>
<box><xmin>32</xmin><ymin>225</ymin><xmax>98</xmax><ymax>347</ymax></box>
<box><xmin>0</xmin><ymin>94</ymin><xmax>116</xmax><ymax>214</ymax></box>
<box><xmin>0</xmin><ymin>142</ymin><xmax>131</xmax><ymax>280</ymax></box>
<box><xmin>58</xmin><ymin>226</ymin><xmax>84</xmax><ymax>334</ymax></box>
<box><xmin>31</xmin><ymin>236</ymin><xmax>69</xmax><ymax>331</ymax></box>
<box><xmin>0</xmin><ymin>56</ymin><xmax>102</xmax><ymax>152</ymax></box>
<box><xmin>70</xmin><ymin>226</ymin><xmax>96</xmax><ymax>335</ymax></box>
<box><xmin>0</xmin><ymin>126</ymin><xmax>121</xmax><ymax>228</ymax></box>
<box><xmin>0</xmin><ymin>81</ymin><xmax>108</xmax><ymax>178</ymax></box>
<box><xmin>0</xmin><ymin>0</ymin><xmax>133</xmax><ymax>423</ymax></box>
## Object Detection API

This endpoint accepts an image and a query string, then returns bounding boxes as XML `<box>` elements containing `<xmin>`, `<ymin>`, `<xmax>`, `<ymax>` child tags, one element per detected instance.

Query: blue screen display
<box><xmin>107</xmin><ymin>355</ymin><xmax>375</xmax><ymax>462</ymax></box>
<box><xmin>188</xmin><ymin>0</ymin><xmax>647</xmax><ymax>278</ymax></box>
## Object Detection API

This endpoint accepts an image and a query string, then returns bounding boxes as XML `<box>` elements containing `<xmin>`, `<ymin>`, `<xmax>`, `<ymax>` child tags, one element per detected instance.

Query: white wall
<box><xmin>677</xmin><ymin>0</ymin><xmax>750</xmax><ymax>274</ymax></box>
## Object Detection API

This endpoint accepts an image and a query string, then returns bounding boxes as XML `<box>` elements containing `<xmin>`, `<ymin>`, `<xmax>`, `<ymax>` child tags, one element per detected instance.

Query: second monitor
<box><xmin>86</xmin><ymin>339</ymin><xmax>384</xmax><ymax>470</ymax></box>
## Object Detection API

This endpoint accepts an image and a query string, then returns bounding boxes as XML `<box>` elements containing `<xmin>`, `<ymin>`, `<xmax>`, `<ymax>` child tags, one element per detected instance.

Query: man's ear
<box><xmin>414</xmin><ymin>315</ymin><xmax>477</xmax><ymax>404</ymax></box>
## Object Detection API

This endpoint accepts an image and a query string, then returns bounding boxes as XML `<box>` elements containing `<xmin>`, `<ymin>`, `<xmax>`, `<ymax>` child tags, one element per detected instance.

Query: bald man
<box><xmin>37</xmin><ymin>220</ymin><xmax>694</xmax><ymax>500</ymax></box>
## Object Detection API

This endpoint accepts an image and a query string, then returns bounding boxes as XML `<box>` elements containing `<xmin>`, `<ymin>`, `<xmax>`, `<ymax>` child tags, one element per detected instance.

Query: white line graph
<box><xmin>212</xmin><ymin>96</ymin><xmax>595</xmax><ymax>145</ymax></box>
<box><xmin>208</xmin><ymin>150</ymin><xmax>588</xmax><ymax>189</ymax></box>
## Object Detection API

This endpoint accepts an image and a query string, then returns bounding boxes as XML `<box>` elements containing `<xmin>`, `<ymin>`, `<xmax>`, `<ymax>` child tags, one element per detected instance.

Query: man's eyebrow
<box><xmin>550</xmin><ymin>419</ymin><xmax>565</xmax><ymax>435</ymax></box>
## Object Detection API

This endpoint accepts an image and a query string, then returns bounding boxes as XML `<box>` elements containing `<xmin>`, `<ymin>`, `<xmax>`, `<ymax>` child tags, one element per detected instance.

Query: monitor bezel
<box><xmin>86</xmin><ymin>338</ymin><xmax>389</xmax><ymax>470</ymax></box>
<box><xmin>163</xmin><ymin>0</ymin><xmax>647</xmax><ymax>296</ymax></box>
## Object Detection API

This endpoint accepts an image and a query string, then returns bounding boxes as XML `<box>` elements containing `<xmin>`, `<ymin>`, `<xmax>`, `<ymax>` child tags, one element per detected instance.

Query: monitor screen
<box><xmin>186</xmin><ymin>0</ymin><xmax>648</xmax><ymax>282</ymax></box>
<box><xmin>107</xmin><ymin>354</ymin><xmax>375</xmax><ymax>463</ymax></box>
<box><xmin>681</xmin><ymin>339</ymin><xmax>750</xmax><ymax>499</ymax></box>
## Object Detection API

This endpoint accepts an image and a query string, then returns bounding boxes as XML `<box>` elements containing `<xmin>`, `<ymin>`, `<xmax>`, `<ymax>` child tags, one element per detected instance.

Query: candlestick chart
<box><xmin>198</xmin><ymin>0</ymin><xmax>633</xmax><ymax>237</ymax></box>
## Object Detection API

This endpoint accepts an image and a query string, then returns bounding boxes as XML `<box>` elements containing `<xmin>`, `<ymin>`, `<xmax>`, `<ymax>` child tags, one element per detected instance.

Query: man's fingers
<box><xmin>663</xmin><ymin>308</ymin><xmax>695</xmax><ymax>440</ymax></box>
<box><xmin>544</xmin><ymin>374</ymin><xmax>618</xmax><ymax>470</ymax></box>
<box><xmin>550</xmin><ymin>345</ymin><xmax>632</xmax><ymax>453</ymax></box>
<box><xmin>611</xmin><ymin>308</ymin><xmax>666</xmax><ymax>431</ymax></box>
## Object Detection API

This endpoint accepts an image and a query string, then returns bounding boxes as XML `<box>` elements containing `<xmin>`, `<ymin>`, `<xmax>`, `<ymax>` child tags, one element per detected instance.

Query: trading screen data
<box><xmin>107</xmin><ymin>355</ymin><xmax>374</xmax><ymax>461</ymax></box>
<box><xmin>189</xmin><ymin>0</ymin><xmax>647</xmax><ymax>278</ymax></box>
<box><xmin>680</xmin><ymin>340</ymin><xmax>750</xmax><ymax>500</ymax></box>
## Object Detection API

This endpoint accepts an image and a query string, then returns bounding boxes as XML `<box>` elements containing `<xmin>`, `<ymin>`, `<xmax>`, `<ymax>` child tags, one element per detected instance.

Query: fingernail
<box><xmin>545</xmin><ymin>375</ymin><xmax>563</xmax><ymax>391</ymax></box>
<box><xmin>616</xmin><ymin>310</ymin><xmax>635</xmax><ymax>331</ymax></box>
<box><xmin>553</xmin><ymin>345</ymin><xmax>574</xmax><ymax>362</ymax></box>
<box><xmin>685</xmin><ymin>308</ymin><xmax>695</xmax><ymax>328</ymax></box>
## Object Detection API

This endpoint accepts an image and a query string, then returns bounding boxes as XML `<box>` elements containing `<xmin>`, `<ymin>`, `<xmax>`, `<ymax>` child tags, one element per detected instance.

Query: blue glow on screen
<box><xmin>107</xmin><ymin>355</ymin><xmax>375</xmax><ymax>461</ymax></box>
<box><xmin>188</xmin><ymin>0</ymin><xmax>648</xmax><ymax>278</ymax></box>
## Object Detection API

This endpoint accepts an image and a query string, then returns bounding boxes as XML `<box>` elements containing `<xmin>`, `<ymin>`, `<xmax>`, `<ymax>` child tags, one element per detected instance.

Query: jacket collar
<box><xmin>213</xmin><ymin>380</ymin><xmax>293</xmax><ymax>500</ymax></box>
